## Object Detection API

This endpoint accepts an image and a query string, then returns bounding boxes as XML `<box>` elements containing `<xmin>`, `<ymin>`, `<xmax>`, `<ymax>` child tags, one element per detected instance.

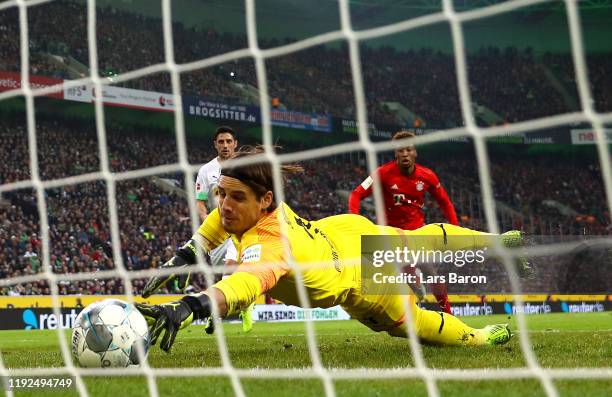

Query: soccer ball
<box><xmin>71</xmin><ymin>299</ymin><xmax>149</xmax><ymax>368</ymax></box>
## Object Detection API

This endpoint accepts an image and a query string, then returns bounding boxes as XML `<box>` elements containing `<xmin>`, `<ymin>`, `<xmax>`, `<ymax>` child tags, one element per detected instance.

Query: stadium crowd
<box><xmin>1</xmin><ymin>115</ymin><xmax>609</xmax><ymax>296</ymax></box>
<box><xmin>0</xmin><ymin>117</ymin><xmax>206</xmax><ymax>296</ymax></box>
<box><xmin>1</xmin><ymin>1</ymin><xmax>610</xmax><ymax>129</ymax></box>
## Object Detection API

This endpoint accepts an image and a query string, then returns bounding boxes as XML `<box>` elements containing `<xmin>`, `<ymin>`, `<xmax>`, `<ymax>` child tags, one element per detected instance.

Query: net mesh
<box><xmin>0</xmin><ymin>1</ymin><xmax>611</xmax><ymax>397</ymax></box>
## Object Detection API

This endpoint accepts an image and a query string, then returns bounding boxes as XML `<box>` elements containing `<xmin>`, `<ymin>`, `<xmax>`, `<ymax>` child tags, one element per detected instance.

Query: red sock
<box><xmin>401</xmin><ymin>266</ymin><xmax>423</xmax><ymax>295</ymax></box>
<box><xmin>432</xmin><ymin>282</ymin><xmax>452</xmax><ymax>314</ymax></box>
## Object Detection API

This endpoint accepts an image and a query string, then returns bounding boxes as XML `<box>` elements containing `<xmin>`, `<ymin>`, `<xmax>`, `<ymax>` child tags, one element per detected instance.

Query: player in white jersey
<box><xmin>195</xmin><ymin>126</ymin><xmax>238</xmax><ymax>220</ymax></box>
<box><xmin>194</xmin><ymin>126</ymin><xmax>239</xmax><ymax>270</ymax></box>
<box><xmin>193</xmin><ymin>126</ymin><xmax>253</xmax><ymax>332</ymax></box>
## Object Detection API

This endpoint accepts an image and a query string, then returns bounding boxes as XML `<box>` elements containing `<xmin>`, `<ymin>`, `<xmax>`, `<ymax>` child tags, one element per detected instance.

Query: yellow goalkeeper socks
<box><xmin>414</xmin><ymin>306</ymin><xmax>488</xmax><ymax>346</ymax></box>
<box><xmin>406</xmin><ymin>223</ymin><xmax>498</xmax><ymax>252</ymax></box>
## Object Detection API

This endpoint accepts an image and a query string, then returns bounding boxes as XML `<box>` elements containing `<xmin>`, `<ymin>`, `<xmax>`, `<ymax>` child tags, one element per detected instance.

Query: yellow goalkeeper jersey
<box><xmin>198</xmin><ymin>202</ymin><xmax>404</xmax><ymax>319</ymax></box>
<box><xmin>199</xmin><ymin>203</ymin><xmax>500</xmax><ymax>337</ymax></box>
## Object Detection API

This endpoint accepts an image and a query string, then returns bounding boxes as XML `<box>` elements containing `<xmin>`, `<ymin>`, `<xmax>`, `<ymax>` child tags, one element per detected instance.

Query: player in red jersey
<box><xmin>349</xmin><ymin>131</ymin><xmax>458</xmax><ymax>314</ymax></box>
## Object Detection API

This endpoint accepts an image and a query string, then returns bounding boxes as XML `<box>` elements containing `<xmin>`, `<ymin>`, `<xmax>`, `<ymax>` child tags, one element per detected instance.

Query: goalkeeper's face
<box><xmin>217</xmin><ymin>176</ymin><xmax>273</xmax><ymax>236</ymax></box>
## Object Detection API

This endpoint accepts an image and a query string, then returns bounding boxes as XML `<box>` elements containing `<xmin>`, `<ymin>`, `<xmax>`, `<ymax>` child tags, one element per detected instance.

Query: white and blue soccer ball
<box><xmin>71</xmin><ymin>299</ymin><xmax>149</xmax><ymax>368</ymax></box>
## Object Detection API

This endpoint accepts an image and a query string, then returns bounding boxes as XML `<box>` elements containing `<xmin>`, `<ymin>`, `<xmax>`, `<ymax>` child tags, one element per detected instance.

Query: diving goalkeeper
<box><xmin>138</xmin><ymin>146</ymin><xmax>522</xmax><ymax>352</ymax></box>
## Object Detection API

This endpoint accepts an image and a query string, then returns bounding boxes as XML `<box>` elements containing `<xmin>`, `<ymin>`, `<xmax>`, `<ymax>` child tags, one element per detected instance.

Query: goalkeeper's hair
<box><xmin>220</xmin><ymin>145</ymin><xmax>303</xmax><ymax>212</ymax></box>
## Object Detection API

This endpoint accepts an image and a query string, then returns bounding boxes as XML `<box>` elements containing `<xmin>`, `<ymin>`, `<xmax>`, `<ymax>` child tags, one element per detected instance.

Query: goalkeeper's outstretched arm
<box><xmin>138</xmin><ymin>250</ymin><xmax>285</xmax><ymax>351</ymax></box>
<box><xmin>136</xmin><ymin>278</ymin><xmax>251</xmax><ymax>351</ymax></box>
<box><xmin>135</xmin><ymin>289</ymin><xmax>227</xmax><ymax>352</ymax></box>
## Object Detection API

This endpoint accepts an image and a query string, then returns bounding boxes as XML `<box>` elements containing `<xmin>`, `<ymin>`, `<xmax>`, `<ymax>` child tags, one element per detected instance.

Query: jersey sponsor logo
<box><xmin>393</xmin><ymin>193</ymin><xmax>405</xmax><ymax>206</ymax></box>
<box><xmin>390</xmin><ymin>184</ymin><xmax>399</xmax><ymax>190</ymax></box>
<box><xmin>241</xmin><ymin>244</ymin><xmax>262</xmax><ymax>263</ymax></box>
<box><xmin>360</xmin><ymin>176</ymin><xmax>373</xmax><ymax>190</ymax></box>
<box><xmin>415</xmin><ymin>181</ymin><xmax>425</xmax><ymax>191</ymax></box>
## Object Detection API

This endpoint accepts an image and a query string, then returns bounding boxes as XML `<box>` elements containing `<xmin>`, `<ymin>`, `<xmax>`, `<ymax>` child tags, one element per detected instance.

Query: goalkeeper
<box><xmin>138</xmin><ymin>146</ymin><xmax>522</xmax><ymax>352</ymax></box>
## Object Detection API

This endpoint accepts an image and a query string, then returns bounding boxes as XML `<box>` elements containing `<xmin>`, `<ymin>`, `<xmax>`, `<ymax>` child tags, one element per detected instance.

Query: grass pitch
<box><xmin>0</xmin><ymin>312</ymin><xmax>610</xmax><ymax>397</ymax></box>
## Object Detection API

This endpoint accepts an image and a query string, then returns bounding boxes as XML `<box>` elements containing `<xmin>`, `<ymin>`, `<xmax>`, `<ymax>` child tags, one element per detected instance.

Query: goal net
<box><xmin>0</xmin><ymin>0</ymin><xmax>611</xmax><ymax>396</ymax></box>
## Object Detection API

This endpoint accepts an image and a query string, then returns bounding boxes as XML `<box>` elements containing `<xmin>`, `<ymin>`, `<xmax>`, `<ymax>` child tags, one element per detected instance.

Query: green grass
<box><xmin>0</xmin><ymin>312</ymin><xmax>610</xmax><ymax>397</ymax></box>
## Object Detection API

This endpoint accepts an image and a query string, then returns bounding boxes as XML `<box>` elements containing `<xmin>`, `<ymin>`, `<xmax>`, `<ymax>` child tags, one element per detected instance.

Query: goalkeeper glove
<box><xmin>500</xmin><ymin>230</ymin><xmax>533</xmax><ymax>277</ymax></box>
<box><xmin>142</xmin><ymin>239</ymin><xmax>206</xmax><ymax>298</ymax></box>
<box><xmin>136</xmin><ymin>293</ymin><xmax>212</xmax><ymax>352</ymax></box>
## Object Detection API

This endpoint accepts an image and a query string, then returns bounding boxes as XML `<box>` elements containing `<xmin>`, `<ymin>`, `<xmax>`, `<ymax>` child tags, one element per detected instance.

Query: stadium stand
<box><xmin>1</xmin><ymin>1</ymin><xmax>609</xmax><ymax>129</ymax></box>
<box><xmin>1</xmin><ymin>115</ymin><xmax>609</xmax><ymax>296</ymax></box>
